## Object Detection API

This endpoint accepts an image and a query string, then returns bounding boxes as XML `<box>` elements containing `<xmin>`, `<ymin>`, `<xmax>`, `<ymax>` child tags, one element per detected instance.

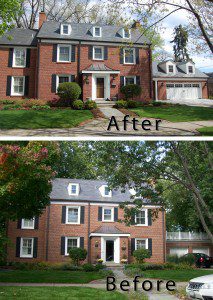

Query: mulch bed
<box><xmin>117</xmin><ymin>108</ymin><xmax>138</xmax><ymax>117</ymax></box>
<box><xmin>92</xmin><ymin>108</ymin><xmax>106</xmax><ymax>119</ymax></box>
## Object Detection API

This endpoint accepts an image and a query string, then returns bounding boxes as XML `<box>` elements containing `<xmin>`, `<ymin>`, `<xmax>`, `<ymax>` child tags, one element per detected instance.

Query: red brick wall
<box><xmin>167</xmin><ymin>241</ymin><xmax>213</xmax><ymax>257</ymax></box>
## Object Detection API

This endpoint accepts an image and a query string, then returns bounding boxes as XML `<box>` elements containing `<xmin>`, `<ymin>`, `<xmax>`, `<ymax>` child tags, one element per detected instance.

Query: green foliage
<box><xmin>72</xmin><ymin>100</ymin><xmax>85</xmax><ymax>110</ymax></box>
<box><xmin>179</xmin><ymin>254</ymin><xmax>195</xmax><ymax>266</ymax></box>
<box><xmin>57</xmin><ymin>82</ymin><xmax>82</xmax><ymax>106</ymax></box>
<box><xmin>31</xmin><ymin>105</ymin><xmax>51</xmax><ymax>110</ymax></box>
<box><xmin>127</xmin><ymin>100</ymin><xmax>141</xmax><ymax>108</ymax></box>
<box><xmin>84</xmin><ymin>100</ymin><xmax>97</xmax><ymax>110</ymax></box>
<box><xmin>133</xmin><ymin>248</ymin><xmax>151</xmax><ymax>264</ymax></box>
<box><xmin>166</xmin><ymin>254</ymin><xmax>180</xmax><ymax>264</ymax></box>
<box><xmin>171</xmin><ymin>25</ymin><xmax>190</xmax><ymax>62</ymax></box>
<box><xmin>121</xmin><ymin>84</ymin><xmax>141</xmax><ymax>100</ymax></box>
<box><xmin>114</xmin><ymin>100</ymin><xmax>128</xmax><ymax>108</ymax></box>
<box><xmin>0</xmin><ymin>0</ymin><xmax>22</xmax><ymax>36</ymax></box>
<box><xmin>1</xmin><ymin>100</ymin><xmax>15</xmax><ymax>105</ymax></box>
<box><xmin>69</xmin><ymin>248</ymin><xmax>87</xmax><ymax>266</ymax></box>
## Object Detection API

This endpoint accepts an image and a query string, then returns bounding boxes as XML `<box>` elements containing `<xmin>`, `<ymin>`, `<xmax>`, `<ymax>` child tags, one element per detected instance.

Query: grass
<box><xmin>0</xmin><ymin>287</ymin><xmax>127</xmax><ymax>300</ymax></box>
<box><xmin>197</xmin><ymin>126</ymin><xmax>213</xmax><ymax>136</ymax></box>
<box><xmin>131</xmin><ymin>105</ymin><xmax>213</xmax><ymax>122</ymax></box>
<box><xmin>0</xmin><ymin>109</ymin><xmax>93</xmax><ymax>129</ymax></box>
<box><xmin>0</xmin><ymin>270</ymin><xmax>108</xmax><ymax>283</ymax></box>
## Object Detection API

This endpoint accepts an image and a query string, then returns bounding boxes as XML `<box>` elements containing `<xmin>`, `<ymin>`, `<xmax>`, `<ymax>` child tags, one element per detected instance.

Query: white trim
<box><xmin>11</xmin><ymin>76</ymin><xmax>25</xmax><ymax>96</ymax></box>
<box><xmin>57</xmin><ymin>44</ymin><xmax>71</xmax><ymax>62</ymax></box>
<box><xmin>65</xmin><ymin>236</ymin><xmax>80</xmax><ymax>256</ymax></box>
<box><xmin>90</xmin><ymin>233</ymin><xmax>130</xmax><ymax>237</ymax></box>
<box><xmin>93</xmin><ymin>46</ymin><xmax>104</xmax><ymax>60</ymax></box>
<box><xmin>93</xmin><ymin>26</ymin><xmax>102</xmax><ymax>37</ymax></box>
<box><xmin>135</xmin><ymin>238</ymin><xmax>148</xmax><ymax>250</ymax></box>
<box><xmin>135</xmin><ymin>209</ymin><xmax>148</xmax><ymax>226</ymax></box>
<box><xmin>67</xmin><ymin>183</ymin><xmax>79</xmax><ymax>196</ymax></box>
<box><xmin>66</xmin><ymin>206</ymin><xmax>81</xmax><ymax>224</ymax></box>
<box><xmin>21</xmin><ymin>218</ymin><xmax>35</xmax><ymax>229</ymax></box>
<box><xmin>99</xmin><ymin>185</ymin><xmax>112</xmax><ymax>197</ymax></box>
<box><xmin>102</xmin><ymin>207</ymin><xmax>114</xmax><ymax>222</ymax></box>
<box><xmin>155</xmin><ymin>80</ymin><xmax>158</xmax><ymax>100</ymax></box>
<box><xmin>20</xmin><ymin>237</ymin><xmax>34</xmax><ymax>258</ymax></box>
<box><xmin>101</xmin><ymin>237</ymin><xmax>120</xmax><ymax>263</ymax></box>
<box><xmin>153</xmin><ymin>78</ymin><xmax>206</xmax><ymax>82</ymax></box>
<box><xmin>60</xmin><ymin>24</ymin><xmax>72</xmax><ymax>36</ymax></box>
<box><xmin>92</xmin><ymin>73</ymin><xmax>110</xmax><ymax>100</ymax></box>
<box><xmin>56</xmin><ymin>75</ymin><xmax>72</xmax><ymax>90</ymax></box>
<box><xmin>90</xmin><ymin>203</ymin><xmax>119</xmax><ymax>206</ymax></box>
<box><xmin>123</xmin><ymin>48</ymin><xmax>136</xmax><ymax>65</ymax></box>
<box><xmin>82</xmin><ymin>70</ymin><xmax>120</xmax><ymax>74</ymax></box>
<box><xmin>51</xmin><ymin>201</ymin><xmax>88</xmax><ymax>205</ymax></box>
<box><xmin>13</xmin><ymin>48</ymin><xmax>26</xmax><ymax>68</ymax></box>
<box><xmin>124</xmin><ymin>76</ymin><xmax>136</xmax><ymax>86</ymax></box>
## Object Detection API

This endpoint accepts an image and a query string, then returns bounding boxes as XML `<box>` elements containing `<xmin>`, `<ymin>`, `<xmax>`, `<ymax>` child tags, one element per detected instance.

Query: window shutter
<box><xmin>148</xmin><ymin>238</ymin><xmax>152</xmax><ymax>256</ymax></box>
<box><xmin>52</xmin><ymin>44</ymin><xmax>58</xmax><ymax>62</ymax></box>
<box><xmin>34</xmin><ymin>217</ymin><xmax>39</xmax><ymax>229</ymax></box>
<box><xmin>135</xmin><ymin>48</ymin><xmax>139</xmax><ymax>64</ymax></box>
<box><xmin>61</xmin><ymin>236</ymin><xmax>65</xmax><ymax>255</ymax></box>
<box><xmin>148</xmin><ymin>209</ymin><xmax>152</xmax><ymax>226</ymax></box>
<box><xmin>131</xmin><ymin>213</ymin><xmax>135</xmax><ymax>225</ymax></box>
<box><xmin>98</xmin><ymin>207</ymin><xmax>102</xmax><ymax>221</ymax></box>
<box><xmin>16</xmin><ymin>237</ymin><xmax>21</xmax><ymax>257</ymax></box>
<box><xmin>136</xmin><ymin>76</ymin><xmax>140</xmax><ymax>86</ymax></box>
<box><xmin>24</xmin><ymin>76</ymin><xmax>29</xmax><ymax>96</ymax></box>
<box><xmin>120</xmin><ymin>48</ymin><xmax>123</xmax><ymax>64</ymax></box>
<box><xmin>33</xmin><ymin>237</ymin><xmax>38</xmax><ymax>258</ymax></box>
<box><xmin>114</xmin><ymin>207</ymin><xmax>118</xmax><ymax>222</ymax></box>
<box><xmin>6</xmin><ymin>76</ymin><xmax>12</xmax><ymax>96</ymax></box>
<box><xmin>26</xmin><ymin>49</ymin><xmax>31</xmax><ymax>68</ymax></box>
<box><xmin>61</xmin><ymin>206</ymin><xmax>66</xmax><ymax>224</ymax></box>
<box><xmin>71</xmin><ymin>75</ymin><xmax>75</xmax><ymax>82</ymax></box>
<box><xmin>71</xmin><ymin>45</ymin><xmax>76</xmax><ymax>62</ymax></box>
<box><xmin>131</xmin><ymin>238</ymin><xmax>135</xmax><ymax>255</ymax></box>
<box><xmin>51</xmin><ymin>74</ymin><xmax>57</xmax><ymax>93</ymax></box>
<box><xmin>17</xmin><ymin>219</ymin><xmax>22</xmax><ymax>229</ymax></box>
<box><xmin>88</xmin><ymin>46</ymin><xmax>93</xmax><ymax>59</ymax></box>
<box><xmin>80</xmin><ymin>206</ymin><xmax>85</xmax><ymax>224</ymax></box>
<box><xmin>104</xmin><ymin>46</ymin><xmax>108</xmax><ymax>60</ymax></box>
<box><xmin>8</xmin><ymin>48</ymin><xmax>13</xmax><ymax>67</ymax></box>
<box><xmin>80</xmin><ymin>237</ymin><xmax>84</xmax><ymax>249</ymax></box>
<box><xmin>120</xmin><ymin>76</ymin><xmax>124</xmax><ymax>88</ymax></box>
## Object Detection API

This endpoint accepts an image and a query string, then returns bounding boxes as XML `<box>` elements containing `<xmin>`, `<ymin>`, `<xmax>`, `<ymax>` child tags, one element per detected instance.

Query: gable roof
<box><xmin>0</xmin><ymin>28</ymin><xmax>38</xmax><ymax>46</ymax></box>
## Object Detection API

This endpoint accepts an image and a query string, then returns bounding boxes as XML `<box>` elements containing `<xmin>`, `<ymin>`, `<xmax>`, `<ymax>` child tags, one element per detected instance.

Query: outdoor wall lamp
<box><xmin>161</xmin><ymin>82</ymin><xmax>164</xmax><ymax>87</ymax></box>
<box><xmin>85</xmin><ymin>75</ymin><xmax>89</xmax><ymax>84</ymax></box>
<box><xmin>112</xmin><ymin>74</ymin><xmax>116</xmax><ymax>80</ymax></box>
<box><xmin>95</xmin><ymin>241</ymin><xmax>99</xmax><ymax>248</ymax></box>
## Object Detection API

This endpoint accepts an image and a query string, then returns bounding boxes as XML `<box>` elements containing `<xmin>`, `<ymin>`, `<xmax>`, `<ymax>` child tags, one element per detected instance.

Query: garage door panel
<box><xmin>170</xmin><ymin>247</ymin><xmax>188</xmax><ymax>257</ymax></box>
<box><xmin>166</xmin><ymin>83</ymin><xmax>201</xmax><ymax>100</ymax></box>
<box><xmin>192</xmin><ymin>248</ymin><xmax>209</xmax><ymax>255</ymax></box>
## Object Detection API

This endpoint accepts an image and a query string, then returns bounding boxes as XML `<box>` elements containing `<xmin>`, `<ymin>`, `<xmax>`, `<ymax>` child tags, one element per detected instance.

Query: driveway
<box><xmin>159</xmin><ymin>99</ymin><xmax>213</xmax><ymax>107</ymax></box>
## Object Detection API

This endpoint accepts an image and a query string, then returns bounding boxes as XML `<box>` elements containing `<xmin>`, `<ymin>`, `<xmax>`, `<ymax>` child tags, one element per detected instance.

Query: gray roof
<box><xmin>50</xmin><ymin>178</ymin><xmax>141</xmax><ymax>203</ymax></box>
<box><xmin>92</xmin><ymin>225</ymin><xmax>129</xmax><ymax>234</ymax></box>
<box><xmin>0</xmin><ymin>28</ymin><xmax>38</xmax><ymax>46</ymax></box>
<box><xmin>37</xmin><ymin>21</ymin><xmax>151</xmax><ymax>45</ymax></box>
<box><xmin>84</xmin><ymin>63</ymin><xmax>118</xmax><ymax>72</ymax></box>
<box><xmin>153</xmin><ymin>61</ymin><xmax>208</xmax><ymax>79</ymax></box>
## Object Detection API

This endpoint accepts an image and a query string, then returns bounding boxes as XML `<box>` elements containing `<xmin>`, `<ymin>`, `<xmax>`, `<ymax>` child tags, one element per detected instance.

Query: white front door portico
<box><xmin>101</xmin><ymin>236</ymin><xmax>120</xmax><ymax>263</ymax></box>
<box><xmin>92</xmin><ymin>74</ymin><xmax>110</xmax><ymax>100</ymax></box>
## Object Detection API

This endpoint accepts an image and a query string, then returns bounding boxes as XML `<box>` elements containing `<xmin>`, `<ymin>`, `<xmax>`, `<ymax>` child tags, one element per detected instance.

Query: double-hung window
<box><xmin>20</xmin><ymin>238</ymin><xmax>33</xmax><ymax>258</ymax></box>
<box><xmin>93</xmin><ymin>46</ymin><xmax>104</xmax><ymax>60</ymax></box>
<box><xmin>124</xmin><ymin>76</ymin><xmax>136</xmax><ymax>85</ymax></box>
<box><xmin>57</xmin><ymin>45</ymin><xmax>71</xmax><ymax>62</ymax></box>
<box><xmin>66</xmin><ymin>206</ymin><xmax>80</xmax><ymax>224</ymax></box>
<box><xmin>93</xmin><ymin>27</ymin><xmax>102</xmax><ymax>37</ymax></box>
<box><xmin>124</xmin><ymin>48</ymin><xmax>135</xmax><ymax>64</ymax></box>
<box><xmin>21</xmin><ymin>218</ymin><xmax>35</xmax><ymax>229</ymax></box>
<box><xmin>57</xmin><ymin>75</ymin><xmax>71</xmax><ymax>90</ymax></box>
<box><xmin>13</xmin><ymin>48</ymin><xmax>26</xmax><ymax>67</ymax></box>
<box><xmin>135</xmin><ymin>210</ymin><xmax>147</xmax><ymax>226</ymax></box>
<box><xmin>11</xmin><ymin>76</ymin><xmax>25</xmax><ymax>96</ymax></box>
<box><xmin>68</xmin><ymin>183</ymin><xmax>79</xmax><ymax>196</ymax></box>
<box><xmin>103</xmin><ymin>207</ymin><xmax>114</xmax><ymax>222</ymax></box>
<box><xmin>65</xmin><ymin>237</ymin><xmax>80</xmax><ymax>255</ymax></box>
<box><xmin>188</xmin><ymin>66</ymin><xmax>193</xmax><ymax>73</ymax></box>
<box><xmin>135</xmin><ymin>238</ymin><xmax>148</xmax><ymax>250</ymax></box>
<box><xmin>168</xmin><ymin>65</ymin><xmax>174</xmax><ymax>73</ymax></box>
<box><xmin>123</xmin><ymin>28</ymin><xmax>130</xmax><ymax>39</ymax></box>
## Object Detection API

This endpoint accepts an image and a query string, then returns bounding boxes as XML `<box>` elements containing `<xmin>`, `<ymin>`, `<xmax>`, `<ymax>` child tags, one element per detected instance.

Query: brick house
<box><xmin>0</xmin><ymin>12</ymin><xmax>152</xmax><ymax>102</ymax></box>
<box><xmin>6</xmin><ymin>179</ymin><xmax>166</xmax><ymax>264</ymax></box>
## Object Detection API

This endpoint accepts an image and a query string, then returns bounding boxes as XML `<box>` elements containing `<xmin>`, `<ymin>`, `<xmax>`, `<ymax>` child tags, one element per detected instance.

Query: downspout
<box><xmin>36</xmin><ymin>40</ymin><xmax>40</xmax><ymax>99</ymax></box>
<box><xmin>149</xmin><ymin>45</ymin><xmax>153</xmax><ymax>100</ymax></box>
<box><xmin>162</xmin><ymin>209</ymin><xmax>166</xmax><ymax>263</ymax></box>
<box><xmin>155</xmin><ymin>80</ymin><xmax>158</xmax><ymax>101</ymax></box>
<box><xmin>87</xmin><ymin>202</ymin><xmax>91</xmax><ymax>263</ymax></box>
<box><xmin>45</xmin><ymin>205</ymin><xmax>50</xmax><ymax>261</ymax></box>
<box><xmin>77</xmin><ymin>41</ymin><xmax>83</xmax><ymax>100</ymax></box>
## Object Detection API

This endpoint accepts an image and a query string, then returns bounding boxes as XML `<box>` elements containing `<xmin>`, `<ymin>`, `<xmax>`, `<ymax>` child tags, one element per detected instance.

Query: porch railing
<box><xmin>166</xmin><ymin>231</ymin><xmax>210</xmax><ymax>241</ymax></box>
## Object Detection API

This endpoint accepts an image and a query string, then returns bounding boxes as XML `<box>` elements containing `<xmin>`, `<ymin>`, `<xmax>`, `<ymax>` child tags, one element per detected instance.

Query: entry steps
<box><xmin>96</xmin><ymin>100</ymin><xmax>116</xmax><ymax>107</ymax></box>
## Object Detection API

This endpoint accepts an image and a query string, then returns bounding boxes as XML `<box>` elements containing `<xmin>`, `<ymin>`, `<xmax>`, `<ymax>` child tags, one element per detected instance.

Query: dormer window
<box><xmin>99</xmin><ymin>185</ymin><xmax>112</xmax><ymax>197</ymax></box>
<box><xmin>93</xmin><ymin>26</ymin><xmax>102</xmax><ymax>37</ymax></box>
<box><xmin>68</xmin><ymin>183</ymin><xmax>79</xmax><ymax>196</ymax></box>
<box><xmin>168</xmin><ymin>65</ymin><xmax>174</xmax><ymax>73</ymax></box>
<box><xmin>61</xmin><ymin>24</ymin><xmax>71</xmax><ymax>35</ymax></box>
<box><xmin>123</xmin><ymin>28</ymin><xmax>131</xmax><ymax>39</ymax></box>
<box><xmin>188</xmin><ymin>66</ymin><xmax>193</xmax><ymax>73</ymax></box>
<box><xmin>104</xmin><ymin>186</ymin><xmax>110</xmax><ymax>196</ymax></box>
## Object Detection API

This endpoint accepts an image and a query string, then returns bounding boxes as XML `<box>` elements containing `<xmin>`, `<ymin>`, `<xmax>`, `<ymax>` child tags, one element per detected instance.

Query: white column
<box><xmin>155</xmin><ymin>80</ymin><xmax>158</xmax><ymax>101</ymax></box>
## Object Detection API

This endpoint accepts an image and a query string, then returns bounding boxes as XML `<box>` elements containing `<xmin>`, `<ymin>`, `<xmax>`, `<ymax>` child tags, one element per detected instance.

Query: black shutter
<box><xmin>131</xmin><ymin>213</ymin><xmax>135</xmax><ymax>225</ymax></box>
<box><xmin>120</xmin><ymin>48</ymin><xmax>123</xmax><ymax>64</ymax></box>
<box><xmin>51</xmin><ymin>74</ymin><xmax>57</xmax><ymax>93</ymax></box>
<box><xmin>114</xmin><ymin>207</ymin><xmax>118</xmax><ymax>222</ymax></box>
<box><xmin>104</xmin><ymin>46</ymin><xmax>108</xmax><ymax>60</ymax></box>
<box><xmin>26</xmin><ymin>49</ymin><xmax>31</xmax><ymax>68</ymax></box>
<box><xmin>148</xmin><ymin>209</ymin><xmax>152</xmax><ymax>226</ymax></box>
<box><xmin>136</xmin><ymin>76</ymin><xmax>140</xmax><ymax>86</ymax></box>
<box><xmin>33</xmin><ymin>237</ymin><xmax>38</xmax><ymax>258</ymax></box>
<box><xmin>71</xmin><ymin>75</ymin><xmax>75</xmax><ymax>82</ymax></box>
<box><xmin>34</xmin><ymin>217</ymin><xmax>39</xmax><ymax>229</ymax></box>
<box><xmin>52</xmin><ymin>44</ymin><xmax>57</xmax><ymax>62</ymax></box>
<box><xmin>131</xmin><ymin>238</ymin><xmax>135</xmax><ymax>255</ymax></box>
<box><xmin>24</xmin><ymin>76</ymin><xmax>29</xmax><ymax>96</ymax></box>
<box><xmin>88</xmin><ymin>46</ymin><xmax>93</xmax><ymax>59</ymax></box>
<box><xmin>16</xmin><ymin>237</ymin><xmax>21</xmax><ymax>257</ymax></box>
<box><xmin>17</xmin><ymin>219</ymin><xmax>22</xmax><ymax>229</ymax></box>
<box><xmin>71</xmin><ymin>45</ymin><xmax>76</xmax><ymax>62</ymax></box>
<box><xmin>61</xmin><ymin>236</ymin><xmax>65</xmax><ymax>255</ymax></box>
<box><xmin>8</xmin><ymin>48</ymin><xmax>13</xmax><ymax>67</ymax></box>
<box><xmin>120</xmin><ymin>76</ymin><xmax>124</xmax><ymax>88</ymax></box>
<box><xmin>6</xmin><ymin>76</ymin><xmax>11</xmax><ymax>96</ymax></box>
<box><xmin>148</xmin><ymin>238</ymin><xmax>152</xmax><ymax>256</ymax></box>
<box><xmin>80</xmin><ymin>237</ymin><xmax>84</xmax><ymax>249</ymax></box>
<box><xmin>61</xmin><ymin>206</ymin><xmax>66</xmax><ymax>224</ymax></box>
<box><xmin>80</xmin><ymin>206</ymin><xmax>85</xmax><ymax>224</ymax></box>
<box><xmin>135</xmin><ymin>48</ymin><xmax>139</xmax><ymax>64</ymax></box>
<box><xmin>98</xmin><ymin>207</ymin><xmax>102</xmax><ymax>221</ymax></box>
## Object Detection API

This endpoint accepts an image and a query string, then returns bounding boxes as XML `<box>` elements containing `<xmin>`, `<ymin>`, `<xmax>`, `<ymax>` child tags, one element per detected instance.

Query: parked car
<box><xmin>186</xmin><ymin>274</ymin><xmax>213</xmax><ymax>299</ymax></box>
<box><xmin>183</xmin><ymin>253</ymin><xmax>213</xmax><ymax>268</ymax></box>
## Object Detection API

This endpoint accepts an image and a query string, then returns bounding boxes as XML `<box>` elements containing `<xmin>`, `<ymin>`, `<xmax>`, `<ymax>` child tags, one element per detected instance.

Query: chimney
<box><xmin>132</xmin><ymin>20</ymin><xmax>141</xmax><ymax>29</ymax></box>
<box><xmin>39</xmin><ymin>11</ymin><xmax>47</xmax><ymax>29</ymax></box>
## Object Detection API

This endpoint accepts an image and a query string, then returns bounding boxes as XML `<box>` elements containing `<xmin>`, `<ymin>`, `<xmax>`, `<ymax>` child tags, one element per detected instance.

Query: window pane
<box><xmin>94</xmin><ymin>48</ymin><xmax>103</xmax><ymax>59</ymax></box>
<box><xmin>126</xmin><ymin>77</ymin><xmax>135</xmax><ymax>85</ymax></box>
<box><xmin>59</xmin><ymin>76</ymin><xmax>70</xmax><ymax>84</ymax></box>
<box><xmin>169</xmin><ymin>66</ymin><xmax>173</xmax><ymax>72</ymax></box>
<box><xmin>95</xmin><ymin>28</ymin><xmax>100</xmax><ymax>36</ymax></box>
<box><xmin>124</xmin><ymin>49</ymin><xmax>134</xmax><ymax>63</ymax></box>
<box><xmin>104</xmin><ymin>209</ymin><xmax>112</xmax><ymax>220</ymax></box>
<box><xmin>124</xmin><ymin>29</ymin><xmax>130</xmax><ymax>38</ymax></box>
<box><xmin>188</xmin><ymin>66</ymin><xmax>193</xmax><ymax>73</ymax></box>
<box><xmin>59</xmin><ymin>47</ymin><xmax>70</xmax><ymax>61</ymax></box>
<box><xmin>14</xmin><ymin>77</ymin><xmax>24</xmax><ymax>94</ymax></box>
<box><xmin>71</xmin><ymin>185</ymin><xmax>77</xmax><ymax>194</ymax></box>
<box><xmin>136</xmin><ymin>211</ymin><xmax>145</xmax><ymax>224</ymax></box>
<box><xmin>15</xmin><ymin>49</ymin><xmax>25</xmax><ymax>66</ymax></box>
<box><xmin>22</xmin><ymin>238</ymin><xmax>32</xmax><ymax>255</ymax></box>
<box><xmin>104</xmin><ymin>187</ymin><xmax>110</xmax><ymax>195</ymax></box>
<box><xmin>67</xmin><ymin>238</ymin><xmax>78</xmax><ymax>253</ymax></box>
<box><xmin>68</xmin><ymin>208</ymin><xmax>79</xmax><ymax>223</ymax></box>
<box><xmin>136</xmin><ymin>240</ymin><xmax>146</xmax><ymax>249</ymax></box>
<box><xmin>63</xmin><ymin>25</ymin><xmax>69</xmax><ymax>34</ymax></box>
<box><xmin>23</xmin><ymin>219</ymin><xmax>34</xmax><ymax>228</ymax></box>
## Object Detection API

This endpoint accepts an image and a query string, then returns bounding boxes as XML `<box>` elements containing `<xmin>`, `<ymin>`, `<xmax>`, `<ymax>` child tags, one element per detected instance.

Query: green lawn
<box><xmin>197</xmin><ymin>126</ymin><xmax>213</xmax><ymax>136</ymax></box>
<box><xmin>0</xmin><ymin>270</ymin><xmax>107</xmax><ymax>283</ymax></box>
<box><xmin>131</xmin><ymin>105</ymin><xmax>213</xmax><ymax>122</ymax></box>
<box><xmin>0</xmin><ymin>109</ymin><xmax>93</xmax><ymax>129</ymax></box>
<box><xmin>0</xmin><ymin>287</ymin><xmax>127</xmax><ymax>300</ymax></box>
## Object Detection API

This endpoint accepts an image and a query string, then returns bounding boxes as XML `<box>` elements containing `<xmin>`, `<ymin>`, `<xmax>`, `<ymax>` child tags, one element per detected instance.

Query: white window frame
<box><xmin>11</xmin><ymin>76</ymin><xmax>25</xmax><ymax>96</ymax></box>
<box><xmin>57</xmin><ymin>44</ymin><xmax>71</xmax><ymax>62</ymax></box>
<box><xmin>21</xmin><ymin>218</ymin><xmax>35</xmax><ymax>229</ymax></box>
<box><xmin>56</xmin><ymin>75</ymin><xmax>72</xmax><ymax>90</ymax></box>
<box><xmin>61</xmin><ymin>24</ymin><xmax>71</xmax><ymax>35</ymax></box>
<box><xmin>67</xmin><ymin>183</ymin><xmax>79</xmax><ymax>196</ymax></box>
<box><xmin>102</xmin><ymin>207</ymin><xmax>114</xmax><ymax>222</ymax></box>
<box><xmin>124</xmin><ymin>76</ymin><xmax>136</xmax><ymax>86</ymax></box>
<box><xmin>65</xmin><ymin>237</ymin><xmax>80</xmax><ymax>256</ymax></box>
<box><xmin>123</xmin><ymin>28</ymin><xmax>131</xmax><ymax>39</ymax></box>
<box><xmin>13</xmin><ymin>48</ymin><xmax>26</xmax><ymax>68</ymax></box>
<box><xmin>135</xmin><ymin>209</ymin><xmax>148</xmax><ymax>226</ymax></box>
<box><xmin>93</xmin><ymin>26</ymin><xmax>102</xmax><ymax>37</ymax></box>
<box><xmin>135</xmin><ymin>238</ymin><xmax>148</xmax><ymax>250</ymax></box>
<box><xmin>66</xmin><ymin>206</ymin><xmax>81</xmax><ymax>224</ymax></box>
<box><xmin>104</xmin><ymin>185</ymin><xmax>112</xmax><ymax>197</ymax></box>
<box><xmin>123</xmin><ymin>48</ymin><xmax>135</xmax><ymax>65</ymax></box>
<box><xmin>188</xmin><ymin>65</ymin><xmax>194</xmax><ymax>74</ymax></box>
<box><xmin>93</xmin><ymin>46</ymin><xmax>104</xmax><ymax>60</ymax></box>
<box><xmin>20</xmin><ymin>237</ymin><xmax>34</xmax><ymax>258</ymax></box>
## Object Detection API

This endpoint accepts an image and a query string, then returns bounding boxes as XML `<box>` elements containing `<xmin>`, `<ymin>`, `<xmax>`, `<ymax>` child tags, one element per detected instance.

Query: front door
<box><xmin>96</xmin><ymin>78</ymin><xmax>105</xmax><ymax>98</ymax></box>
<box><xmin>106</xmin><ymin>240</ymin><xmax>114</xmax><ymax>261</ymax></box>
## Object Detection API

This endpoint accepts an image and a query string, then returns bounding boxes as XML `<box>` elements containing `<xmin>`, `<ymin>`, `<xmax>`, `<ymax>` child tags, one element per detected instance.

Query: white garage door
<box><xmin>166</xmin><ymin>83</ymin><xmax>201</xmax><ymax>100</ymax></box>
<box><xmin>170</xmin><ymin>247</ymin><xmax>188</xmax><ymax>257</ymax></box>
<box><xmin>192</xmin><ymin>248</ymin><xmax>209</xmax><ymax>255</ymax></box>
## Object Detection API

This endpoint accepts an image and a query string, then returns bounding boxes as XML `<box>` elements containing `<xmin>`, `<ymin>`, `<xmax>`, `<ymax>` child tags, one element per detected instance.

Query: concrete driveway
<box><xmin>158</xmin><ymin>99</ymin><xmax>213</xmax><ymax>107</ymax></box>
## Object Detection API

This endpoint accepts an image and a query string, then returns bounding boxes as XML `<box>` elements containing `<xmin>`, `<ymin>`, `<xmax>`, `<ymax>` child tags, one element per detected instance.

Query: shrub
<box><xmin>57</xmin><ymin>82</ymin><xmax>82</xmax><ymax>106</ymax></box>
<box><xmin>82</xmin><ymin>263</ymin><xmax>95</xmax><ymax>272</ymax></box>
<box><xmin>152</xmin><ymin>101</ymin><xmax>162</xmax><ymax>106</ymax></box>
<box><xmin>95</xmin><ymin>264</ymin><xmax>105</xmax><ymax>271</ymax></box>
<box><xmin>22</xmin><ymin>99</ymin><xmax>48</xmax><ymax>108</ymax></box>
<box><xmin>114</xmin><ymin>100</ymin><xmax>128</xmax><ymax>108</ymax></box>
<box><xmin>133</xmin><ymin>248</ymin><xmax>151</xmax><ymax>264</ymax></box>
<box><xmin>2</xmin><ymin>105</ymin><xmax>21</xmax><ymax>110</ymax></box>
<box><xmin>69</xmin><ymin>248</ymin><xmax>87</xmax><ymax>266</ymax></box>
<box><xmin>179</xmin><ymin>254</ymin><xmax>195</xmax><ymax>266</ymax></box>
<box><xmin>31</xmin><ymin>105</ymin><xmax>51</xmax><ymax>110</ymax></box>
<box><xmin>84</xmin><ymin>100</ymin><xmax>97</xmax><ymax>110</ymax></box>
<box><xmin>121</xmin><ymin>84</ymin><xmax>142</xmax><ymax>100</ymax></box>
<box><xmin>166</xmin><ymin>254</ymin><xmax>180</xmax><ymax>264</ymax></box>
<box><xmin>139</xmin><ymin>264</ymin><xmax>164</xmax><ymax>271</ymax></box>
<box><xmin>1</xmin><ymin>100</ymin><xmax>15</xmax><ymax>105</ymax></box>
<box><xmin>127</xmin><ymin>100</ymin><xmax>141</xmax><ymax>108</ymax></box>
<box><xmin>72</xmin><ymin>100</ymin><xmax>84</xmax><ymax>110</ymax></box>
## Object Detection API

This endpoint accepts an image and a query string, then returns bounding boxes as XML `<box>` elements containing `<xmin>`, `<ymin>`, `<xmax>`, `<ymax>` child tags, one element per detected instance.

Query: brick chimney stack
<box><xmin>132</xmin><ymin>20</ymin><xmax>141</xmax><ymax>29</ymax></box>
<box><xmin>39</xmin><ymin>11</ymin><xmax>47</xmax><ymax>29</ymax></box>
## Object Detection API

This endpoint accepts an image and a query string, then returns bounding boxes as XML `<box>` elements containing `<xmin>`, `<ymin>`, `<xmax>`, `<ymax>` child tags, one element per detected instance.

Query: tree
<box><xmin>69</xmin><ymin>248</ymin><xmax>87</xmax><ymax>265</ymax></box>
<box><xmin>0</xmin><ymin>0</ymin><xmax>22</xmax><ymax>35</ymax></box>
<box><xmin>171</xmin><ymin>25</ymin><xmax>190</xmax><ymax>62</ymax></box>
<box><xmin>133</xmin><ymin>248</ymin><xmax>151</xmax><ymax>264</ymax></box>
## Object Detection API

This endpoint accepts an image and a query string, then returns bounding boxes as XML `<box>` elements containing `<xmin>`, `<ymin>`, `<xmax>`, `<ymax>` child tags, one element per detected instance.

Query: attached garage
<box><xmin>192</xmin><ymin>247</ymin><xmax>209</xmax><ymax>255</ymax></box>
<box><xmin>170</xmin><ymin>247</ymin><xmax>188</xmax><ymax>257</ymax></box>
<box><xmin>166</xmin><ymin>83</ymin><xmax>201</xmax><ymax>100</ymax></box>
